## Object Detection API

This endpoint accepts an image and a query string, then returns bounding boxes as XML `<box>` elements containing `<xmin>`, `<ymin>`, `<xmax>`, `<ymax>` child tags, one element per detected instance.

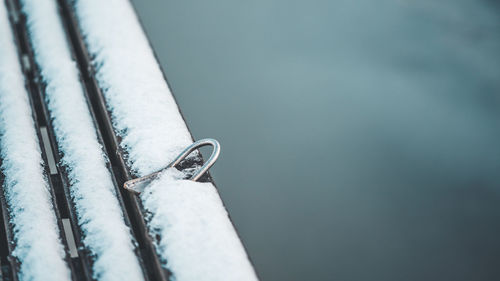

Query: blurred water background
<box><xmin>130</xmin><ymin>0</ymin><xmax>500</xmax><ymax>280</ymax></box>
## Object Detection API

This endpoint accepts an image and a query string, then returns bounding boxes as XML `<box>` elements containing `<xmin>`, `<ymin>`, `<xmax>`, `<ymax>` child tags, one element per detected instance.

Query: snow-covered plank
<box><xmin>0</xmin><ymin>2</ymin><xmax>71</xmax><ymax>280</ymax></box>
<box><xmin>20</xmin><ymin>0</ymin><xmax>145</xmax><ymax>280</ymax></box>
<box><xmin>73</xmin><ymin>0</ymin><xmax>192</xmax><ymax>177</ymax></box>
<box><xmin>72</xmin><ymin>0</ymin><xmax>258</xmax><ymax>280</ymax></box>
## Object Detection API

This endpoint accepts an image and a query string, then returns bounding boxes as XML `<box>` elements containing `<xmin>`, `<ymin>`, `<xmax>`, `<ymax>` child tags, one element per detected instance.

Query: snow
<box><xmin>143</xmin><ymin>169</ymin><xmax>258</xmax><ymax>281</ymax></box>
<box><xmin>73</xmin><ymin>0</ymin><xmax>258</xmax><ymax>280</ymax></box>
<box><xmin>0</xmin><ymin>2</ymin><xmax>71</xmax><ymax>280</ymax></box>
<box><xmin>20</xmin><ymin>0</ymin><xmax>144</xmax><ymax>280</ymax></box>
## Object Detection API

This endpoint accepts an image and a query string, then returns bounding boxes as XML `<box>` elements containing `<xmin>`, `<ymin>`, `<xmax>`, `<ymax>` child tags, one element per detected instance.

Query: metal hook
<box><xmin>123</xmin><ymin>138</ymin><xmax>221</xmax><ymax>194</ymax></box>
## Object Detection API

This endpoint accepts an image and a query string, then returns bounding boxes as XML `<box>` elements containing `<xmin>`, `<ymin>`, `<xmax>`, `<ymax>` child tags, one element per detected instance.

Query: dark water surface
<box><xmin>130</xmin><ymin>0</ymin><xmax>500</xmax><ymax>280</ymax></box>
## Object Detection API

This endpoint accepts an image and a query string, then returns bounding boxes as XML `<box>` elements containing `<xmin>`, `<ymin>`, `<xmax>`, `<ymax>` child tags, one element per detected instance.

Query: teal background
<box><xmin>130</xmin><ymin>1</ymin><xmax>500</xmax><ymax>280</ymax></box>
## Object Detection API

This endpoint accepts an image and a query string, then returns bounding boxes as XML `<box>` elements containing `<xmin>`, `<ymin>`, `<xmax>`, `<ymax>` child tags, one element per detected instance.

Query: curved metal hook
<box><xmin>123</xmin><ymin>138</ymin><xmax>221</xmax><ymax>193</ymax></box>
<box><xmin>170</xmin><ymin>138</ymin><xmax>220</xmax><ymax>181</ymax></box>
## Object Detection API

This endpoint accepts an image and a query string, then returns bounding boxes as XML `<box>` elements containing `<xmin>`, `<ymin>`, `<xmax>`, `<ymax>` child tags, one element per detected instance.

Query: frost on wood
<box><xmin>0</xmin><ymin>2</ymin><xmax>70</xmax><ymax>280</ymax></box>
<box><xmin>73</xmin><ymin>0</ymin><xmax>258</xmax><ymax>280</ymax></box>
<box><xmin>21</xmin><ymin>0</ymin><xmax>144</xmax><ymax>280</ymax></box>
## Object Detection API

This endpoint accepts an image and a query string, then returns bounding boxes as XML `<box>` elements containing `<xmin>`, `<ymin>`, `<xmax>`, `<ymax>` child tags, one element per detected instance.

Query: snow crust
<box><xmin>0</xmin><ymin>2</ymin><xmax>71</xmax><ymax>280</ymax></box>
<box><xmin>21</xmin><ymin>0</ymin><xmax>144</xmax><ymax>280</ymax></box>
<box><xmin>73</xmin><ymin>0</ymin><xmax>258</xmax><ymax>280</ymax></box>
